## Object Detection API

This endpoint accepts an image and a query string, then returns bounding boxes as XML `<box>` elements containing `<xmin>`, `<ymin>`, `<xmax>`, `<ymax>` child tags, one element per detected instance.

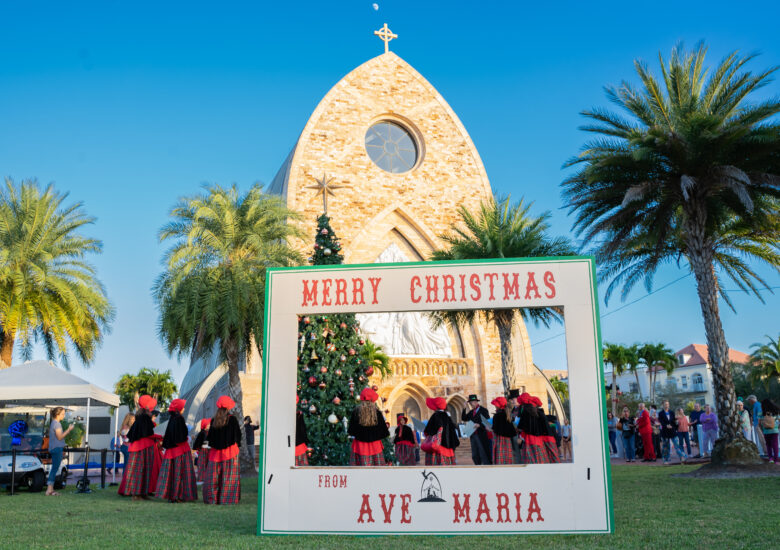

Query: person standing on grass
<box><xmin>689</xmin><ymin>402</ymin><xmax>704</xmax><ymax>457</ymax></box>
<box><xmin>636</xmin><ymin>403</ymin><xmax>656</xmax><ymax>461</ymax></box>
<box><xmin>490</xmin><ymin>396</ymin><xmax>517</xmax><ymax>465</ymax></box>
<box><xmin>760</xmin><ymin>399</ymin><xmax>779</xmax><ymax>464</ymax></box>
<box><xmin>675</xmin><ymin>408</ymin><xmax>692</xmax><ymax>457</ymax></box>
<box><xmin>243</xmin><ymin>416</ymin><xmax>259</xmax><ymax>468</ymax></box>
<box><xmin>737</xmin><ymin>400</ymin><xmax>752</xmax><ymax>440</ymax></box>
<box><xmin>123</xmin><ymin>395</ymin><xmax>159</xmax><ymax>500</ymax></box>
<box><xmin>203</xmin><ymin>395</ymin><xmax>242</xmax><ymax>505</ymax></box>
<box><xmin>156</xmin><ymin>398</ymin><xmax>197</xmax><ymax>503</ymax></box>
<box><xmin>607</xmin><ymin>412</ymin><xmax>618</xmax><ymax>457</ymax></box>
<box><xmin>347</xmin><ymin>388</ymin><xmax>390</xmax><ymax>466</ymax></box>
<box><xmin>746</xmin><ymin>395</ymin><xmax>767</xmax><ymax>456</ymax></box>
<box><xmin>560</xmin><ymin>418</ymin><xmax>572</xmax><ymax>461</ymax></box>
<box><xmin>192</xmin><ymin>418</ymin><xmax>211</xmax><ymax>482</ymax></box>
<box><xmin>659</xmin><ymin>401</ymin><xmax>686</xmax><ymax>464</ymax></box>
<box><xmin>46</xmin><ymin>407</ymin><xmax>74</xmax><ymax>496</ymax></box>
<box><xmin>700</xmin><ymin>405</ymin><xmax>718</xmax><ymax>457</ymax></box>
<box><xmin>618</xmin><ymin>407</ymin><xmax>636</xmax><ymax>462</ymax></box>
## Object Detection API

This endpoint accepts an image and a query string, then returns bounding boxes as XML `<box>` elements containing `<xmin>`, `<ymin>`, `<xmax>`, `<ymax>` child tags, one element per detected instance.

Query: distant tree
<box><xmin>623</xmin><ymin>344</ymin><xmax>641</xmax><ymax>399</ymax></box>
<box><xmin>114</xmin><ymin>367</ymin><xmax>178</xmax><ymax>411</ymax></box>
<box><xmin>748</xmin><ymin>334</ymin><xmax>780</xmax><ymax>388</ymax></box>
<box><xmin>639</xmin><ymin>342</ymin><xmax>677</xmax><ymax>405</ymax></box>
<box><xmin>0</xmin><ymin>178</ymin><xmax>114</xmax><ymax>369</ymax></box>
<box><xmin>603</xmin><ymin>343</ymin><xmax>629</xmax><ymax>417</ymax></box>
<box><xmin>360</xmin><ymin>340</ymin><xmax>392</xmax><ymax>379</ymax></box>
<box><xmin>549</xmin><ymin>375</ymin><xmax>569</xmax><ymax>401</ymax></box>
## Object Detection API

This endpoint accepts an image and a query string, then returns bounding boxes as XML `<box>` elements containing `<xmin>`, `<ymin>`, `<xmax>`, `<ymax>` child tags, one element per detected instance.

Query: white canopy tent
<box><xmin>0</xmin><ymin>360</ymin><xmax>121</xmax><ymax>483</ymax></box>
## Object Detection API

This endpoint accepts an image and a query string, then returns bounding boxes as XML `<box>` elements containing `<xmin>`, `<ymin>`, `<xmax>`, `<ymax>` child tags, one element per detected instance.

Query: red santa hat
<box><xmin>491</xmin><ymin>396</ymin><xmax>508</xmax><ymax>409</ymax></box>
<box><xmin>200</xmin><ymin>418</ymin><xmax>211</xmax><ymax>430</ymax></box>
<box><xmin>518</xmin><ymin>392</ymin><xmax>534</xmax><ymax>405</ymax></box>
<box><xmin>216</xmin><ymin>395</ymin><xmax>236</xmax><ymax>409</ymax></box>
<box><xmin>168</xmin><ymin>398</ymin><xmax>186</xmax><ymax>413</ymax></box>
<box><xmin>138</xmin><ymin>394</ymin><xmax>157</xmax><ymax>411</ymax></box>
<box><xmin>359</xmin><ymin>387</ymin><xmax>379</xmax><ymax>402</ymax></box>
<box><xmin>530</xmin><ymin>396</ymin><xmax>543</xmax><ymax>408</ymax></box>
<box><xmin>425</xmin><ymin>397</ymin><xmax>448</xmax><ymax>411</ymax></box>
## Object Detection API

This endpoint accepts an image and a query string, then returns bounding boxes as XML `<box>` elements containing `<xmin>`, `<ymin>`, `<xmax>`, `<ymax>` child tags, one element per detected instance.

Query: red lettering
<box><xmin>339</xmin><ymin>475</ymin><xmax>347</xmax><ymax>488</ymax></box>
<box><xmin>469</xmin><ymin>274</ymin><xmax>481</xmax><ymax>301</ymax></box>
<box><xmin>335</xmin><ymin>279</ymin><xmax>347</xmax><ymax>305</ymax></box>
<box><xmin>425</xmin><ymin>275</ymin><xmax>438</xmax><ymax>303</ymax></box>
<box><xmin>368</xmin><ymin>277</ymin><xmax>381</xmax><ymax>305</ymax></box>
<box><xmin>302</xmin><ymin>280</ymin><xmax>318</xmax><ymax>307</ymax></box>
<box><xmin>514</xmin><ymin>493</ymin><xmax>523</xmax><ymax>523</ymax></box>
<box><xmin>379</xmin><ymin>494</ymin><xmax>396</xmax><ymax>523</ymax></box>
<box><xmin>543</xmin><ymin>271</ymin><xmax>556</xmax><ymax>298</ymax></box>
<box><xmin>442</xmin><ymin>275</ymin><xmax>455</xmax><ymax>302</ymax></box>
<box><xmin>475</xmin><ymin>493</ymin><xmax>492</xmax><ymax>523</ymax></box>
<box><xmin>352</xmin><ymin>278</ymin><xmax>365</xmax><ymax>305</ymax></box>
<box><xmin>410</xmin><ymin>276</ymin><xmax>422</xmax><ymax>303</ymax></box>
<box><xmin>318</xmin><ymin>474</ymin><xmax>323</xmax><ymax>487</ymax></box>
<box><xmin>495</xmin><ymin>493</ymin><xmax>510</xmax><ymax>523</ymax></box>
<box><xmin>526</xmin><ymin>492</ymin><xmax>544</xmax><ymax>522</ymax></box>
<box><xmin>483</xmin><ymin>273</ymin><xmax>498</xmax><ymax>300</ymax></box>
<box><xmin>452</xmin><ymin>493</ymin><xmax>471</xmax><ymax>523</ymax></box>
<box><xmin>400</xmin><ymin>494</ymin><xmax>412</xmax><ymax>524</ymax></box>
<box><xmin>502</xmin><ymin>273</ymin><xmax>520</xmax><ymax>300</ymax></box>
<box><xmin>459</xmin><ymin>274</ymin><xmax>467</xmax><ymax>301</ymax></box>
<box><xmin>324</xmin><ymin>476</ymin><xmax>330</xmax><ymax>488</ymax></box>
<box><xmin>357</xmin><ymin>494</ymin><xmax>374</xmax><ymax>523</ymax></box>
<box><xmin>322</xmin><ymin>279</ymin><xmax>332</xmax><ymax>306</ymax></box>
<box><xmin>524</xmin><ymin>272</ymin><xmax>540</xmax><ymax>299</ymax></box>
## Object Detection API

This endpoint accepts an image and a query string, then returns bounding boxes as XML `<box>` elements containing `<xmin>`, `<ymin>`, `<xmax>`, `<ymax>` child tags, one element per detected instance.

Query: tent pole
<box><xmin>85</xmin><ymin>397</ymin><xmax>91</xmax><ymax>447</ymax></box>
<box><xmin>112</xmin><ymin>406</ymin><xmax>118</xmax><ymax>485</ymax></box>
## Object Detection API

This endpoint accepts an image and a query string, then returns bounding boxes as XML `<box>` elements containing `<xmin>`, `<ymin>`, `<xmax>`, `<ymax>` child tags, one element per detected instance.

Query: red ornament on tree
<box><xmin>320</xmin><ymin>366</ymin><xmax>328</xmax><ymax>373</ymax></box>
<box><xmin>308</xmin><ymin>376</ymin><xmax>318</xmax><ymax>387</ymax></box>
<box><xmin>365</xmin><ymin>366</ymin><xmax>374</xmax><ymax>376</ymax></box>
<box><xmin>335</xmin><ymin>369</ymin><xmax>342</xmax><ymax>376</ymax></box>
<box><xmin>372</xmin><ymin>385</ymin><xmax>378</xmax><ymax>392</ymax></box>
<box><xmin>318</xmin><ymin>382</ymin><xmax>326</xmax><ymax>390</ymax></box>
<box><xmin>303</xmin><ymin>316</ymin><xmax>310</xmax><ymax>324</ymax></box>
<box><xmin>332</xmin><ymin>396</ymin><xmax>341</xmax><ymax>405</ymax></box>
<box><xmin>340</xmin><ymin>322</ymin><xmax>347</xmax><ymax>329</ymax></box>
<box><xmin>348</xmin><ymin>348</ymin><xmax>355</xmax><ymax>356</ymax></box>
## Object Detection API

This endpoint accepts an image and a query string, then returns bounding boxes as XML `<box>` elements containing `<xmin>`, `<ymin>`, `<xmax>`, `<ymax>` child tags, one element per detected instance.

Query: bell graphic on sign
<box><xmin>418</xmin><ymin>470</ymin><xmax>445</xmax><ymax>503</ymax></box>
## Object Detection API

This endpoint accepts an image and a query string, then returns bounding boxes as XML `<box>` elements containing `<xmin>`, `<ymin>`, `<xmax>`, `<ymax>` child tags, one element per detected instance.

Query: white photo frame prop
<box><xmin>258</xmin><ymin>257</ymin><xmax>613</xmax><ymax>536</ymax></box>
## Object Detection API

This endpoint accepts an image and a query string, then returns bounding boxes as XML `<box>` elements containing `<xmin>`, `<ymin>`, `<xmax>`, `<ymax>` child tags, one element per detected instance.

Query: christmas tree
<box><xmin>296</xmin><ymin>214</ymin><xmax>393</xmax><ymax>465</ymax></box>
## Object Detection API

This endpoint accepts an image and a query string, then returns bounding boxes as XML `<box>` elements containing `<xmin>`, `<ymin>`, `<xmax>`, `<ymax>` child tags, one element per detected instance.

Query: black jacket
<box><xmin>162</xmin><ymin>412</ymin><xmax>188</xmax><ymax>449</ymax></box>
<box><xmin>295</xmin><ymin>411</ymin><xmax>308</xmax><ymax>446</ymax></box>
<box><xmin>518</xmin><ymin>404</ymin><xmax>551</xmax><ymax>437</ymax></box>
<box><xmin>208</xmin><ymin>415</ymin><xmax>242</xmax><ymax>450</ymax></box>
<box><xmin>348</xmin><ymin>407</ymin><xmax>390</xmax><ymax>443</ymax></box>
<box><xmin>658</xmin><ymin>409</ymin><xmax>677</xmax><ymax>438</ymax></box>
<box><xmin>492</xmin><ymin>409</ymin><xmax>518</xmax><ymax>438</ymax></box>
<box><xmin>192</xmin><ymin>429</ymin><xmax>208</xmax><ymax>450</ymax></box>
<box><xmin>127</xmin><ymin>412</ymin><xmax>154</xmax><ymax>443</ymax></box>
<box><xmin>424</xmin><ymin>410</ymin><xmax>460</xmax><ymax>450</ymax></box>
<box><xmin>461</xmin><ymin>405</ymin><xmax>490</xmax><ymax>432</ymax></box>
<box><xmin>393</xmin><ymin>424</ymin><xmax>416</xmax><ymax>445</ymax></box>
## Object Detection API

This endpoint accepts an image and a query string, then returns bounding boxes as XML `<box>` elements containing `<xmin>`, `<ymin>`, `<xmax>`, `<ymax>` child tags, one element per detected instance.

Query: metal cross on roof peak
<box><xmin>306</xmin><ymin>174</ymin><xmax>349</xmax><ymax>214</ymax></box>
<box><xmin>374</xmin><ymin>23</ymin><xmax>397</xmax><ymax>54</ymax></box>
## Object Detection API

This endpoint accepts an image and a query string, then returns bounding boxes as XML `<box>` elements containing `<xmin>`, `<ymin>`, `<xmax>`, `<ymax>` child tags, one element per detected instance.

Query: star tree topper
<box><xmin>307</xmin><ymin>174</ymin><xmax>350</xmax><ymax>214</ymax></box>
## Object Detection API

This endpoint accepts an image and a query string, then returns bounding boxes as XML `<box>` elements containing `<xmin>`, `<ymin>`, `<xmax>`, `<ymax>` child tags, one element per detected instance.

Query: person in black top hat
<box><xmin>461</xmin><ymin>394</ymin><xmax>492</xmax><ymax>465</ymax></box>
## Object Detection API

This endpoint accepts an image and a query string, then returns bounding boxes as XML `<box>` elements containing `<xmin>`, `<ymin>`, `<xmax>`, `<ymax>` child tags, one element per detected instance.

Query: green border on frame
<box><xmin>256</xmin><ymin>255</ymin><xmax>613</xmax><ymax>536</ymax></box>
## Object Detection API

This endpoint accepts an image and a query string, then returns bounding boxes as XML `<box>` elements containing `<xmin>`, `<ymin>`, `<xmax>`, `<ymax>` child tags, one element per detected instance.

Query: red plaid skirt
<box><xmin>349</xmin><ymin>451</ymin><xmax>384</xmax><ymax>466</ymax></box>
<box><xmin>295</xmin><ymin>453</ymin><xmax>309</xmax><ymax>466</ymax></box>
<box><xmin>197</xmin><ymin>449</ymin><xmax>210</xmax><ymax>483</ymax></box>
<box><xmin>155</xmin><ymin>452</ymin><xmax>198</xmax><ymax>502</ymax></box>
<box><xmin>123</xmin><ymin>446</ymin><xmax>156</xmax><ymax>496</ymax></box>
<box><xmin>395</xmin><ymin>444</ymin><xmax>417</xmax><ymax>466</ymax></box>
<box><xmin>520</xmin><ymin>434</ymin><xmax>560</xmax><ymax>464</ymax></box>
<box><xmin>493</xmin><ymin>435</ymin><xmax>515</xmax><ymax>465</ymax></box>
<box><xmin>424</xmin><ymin>452</ymin><xmax>456</xmax><ymax>465</ymax></box>
<box><xmin>203</xmin><ymin>455</ymin><xmax>241</xmax><ymax>505</ymax></box>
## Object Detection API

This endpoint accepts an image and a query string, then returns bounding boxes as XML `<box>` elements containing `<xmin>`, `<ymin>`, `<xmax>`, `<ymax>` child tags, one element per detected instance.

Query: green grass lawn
<box><xmin>1</xmin><ymin>466</ymin><xmax>777</xmax><ymax>549</ymax></box>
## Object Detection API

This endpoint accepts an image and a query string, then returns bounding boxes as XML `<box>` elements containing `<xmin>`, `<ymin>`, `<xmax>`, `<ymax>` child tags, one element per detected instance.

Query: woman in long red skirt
<box><xmin>122</xmin><ymin>395</ymin><xmax>159</xmax><ymax>500</ymax></box>
<box><xmin>155</xmin><ymin>398</ymin><xmax>197</xmax><ymax>502</ymax></box>
<box><xmin>491</xmin><ymin>396</ymin><xmax>517</xmax><ymax>465</ymax></box>
<box><xmin>203</xmin><ymin>395</ymin><xmax>242</xmax><ymax>504</ymax></box>
<box><xmin>422</xmin><ymin>397</ymin><xmax>459</xmax><ymax>465</ymax></box>
<box><xmin>192</xmin><ymin>418</ymin><xmax>211</xmax><ymax>482</ymax></box>
<box><xmin>393</xmin><ymin>414</ymin><xmax>417</xmax><ymax>466</ymax></box>
<box><xmin>348</xmin><ymin>388</ymin><xmax>389</xmax><ymax>466</ymax></box>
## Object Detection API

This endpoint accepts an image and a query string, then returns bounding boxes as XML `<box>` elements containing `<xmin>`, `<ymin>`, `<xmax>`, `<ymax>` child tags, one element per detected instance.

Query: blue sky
<box><xmin>0</xmin><ymin>1</ymin><xmax>778</xmax><ymax>390</ymax></box>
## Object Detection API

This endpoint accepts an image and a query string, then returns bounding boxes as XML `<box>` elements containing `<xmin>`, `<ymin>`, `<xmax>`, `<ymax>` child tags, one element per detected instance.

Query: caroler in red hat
<box><xmin>422</xmin><ymin>397</ymin><xmax>459</xmax><ymax>465</ymax></box>
<box><xmin>392</xmin><ymin>413</ymin><xmax>418</xmax><ymax>466</ymax></box>
<box><xmin>154</xmin><ymin>398</ymin><xmax>197</xmax><ymax>502</ymax></box>
<box><xmin>203</xmin><ymin>395</ymin><xmax>242</xmax><ymax>504</ymax></box>
<box><xmin>517</xmin><ymin>393</ymin><xmax>560</xmax><ymax>464</ymax></box>
<box><xmin>490</xmin><ymin>397</ymin><xmax>517</xmax><ymax>465</ymax></box>
<box><xmin>294</xmin><ymin>395</ymin><xmax>309</xmax><ymax>466</ymax></box>
<box><xmin>192</xmin><ymin>417</ymin><xmax>211</xmax><ymax>483</ymax></box>
<box><xmin>121</xmin><ymin>394</ymin><xmax>159</xmax><ymax>500</ymax></box>
<box><xmin>347</xmin><ymin>388</ymin><xmax>389</xmax><ymax>466</ymax></box>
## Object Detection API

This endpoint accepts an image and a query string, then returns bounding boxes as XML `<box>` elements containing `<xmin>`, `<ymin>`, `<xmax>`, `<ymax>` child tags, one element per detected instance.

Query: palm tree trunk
<box><xmin>611</xmin><ymin>368</ymin><xmax>617</xmax><ymax>418</ymax></box>
<box><xmin>684</xmin><ymin>219</ymin><xmax>739</xmax><ymax>442</ymax></box>
<box><xmin>494</xmin><ymin>311</ymin><xmax>515</xmax><ymax>394</ymax></box>
<box><xmin>634</xmin><ymin>369</ymin><xmax>643</xmax><ymax>399</ymax></box>
<box><xmin>224</xmin><ymin>337</ymin><xmax>254</xmax><ymax>473</ymax></box>
<box><xmin>0</xmin><ymin>330</ymin><xmax>14</xmax><ymax>369</ymax></box>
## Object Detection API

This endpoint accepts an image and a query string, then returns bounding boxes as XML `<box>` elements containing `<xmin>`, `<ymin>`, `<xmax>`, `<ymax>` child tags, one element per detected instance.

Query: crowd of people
<box><xmin>607</xmin><ymin>396</ymin><xmax>779</xmax><ymax>464</ymax></box>
<box><xmin>114</xmin><ymin>394</ymin><xmax>242</xmax><ymax>504</ymax></box>
<box><xmin>315</xmin><ymin>388</ymin><xmax>561</xmax><ymax>467</ymax></box>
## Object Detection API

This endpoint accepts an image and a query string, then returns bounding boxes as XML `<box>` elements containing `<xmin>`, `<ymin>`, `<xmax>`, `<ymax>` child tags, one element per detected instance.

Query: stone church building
<box><xmin>180</xmin><ymin>29</ymin><xmax>564</xmax><ymax>426</ymax></box>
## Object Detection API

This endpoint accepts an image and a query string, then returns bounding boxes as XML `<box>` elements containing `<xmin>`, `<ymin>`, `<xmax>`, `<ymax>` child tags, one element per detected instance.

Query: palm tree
<box><xmin>562</xmin><ymin>43</ymin><xmax>780</xmax><ymax>447</ymax></box>
<box><xmin>748</xmin><ymin>334</ymin><xmax>780</xmax><ymax>388</ymax></box>
<box><xmin>603</xmin><ymin>343</ymin><xmax>629</xmax><ymax>418</ymax></box>
<box><xmin>114</xmin><ymin>367</ymin><xmax>178</xmax><ymax>411</ymax></box>
<box><xmin>639</xmin><ymin>343</ymin><xmax>677</xmax><ymax>405</ymax></box>
<box><xmin>430</xmin><ymin>197</ymin><xmax>576</xmax><ymax>393</ymax></box>
<box><xmin>154</xmin><ymin>183</ymin><xmax>304</xmax><ymax>470</ymax></box>
<box><xmin>0</xmin><ymin>178</ymin><xmax>114</xmax><ymax>369</ymax></box>
<box><xmin>623</xmin><ymin>343</ymin><xmax>642</xmax><ymax>399</ymax></box>
<box><xmin>549</xmin><ymin>375</ymin><xmax>569</xmax><ymax>401</ymax></box>
<box><xmin>360</xmin><ymin>340</ymin><xmax>391</xmax><ymax>379</ymax></box>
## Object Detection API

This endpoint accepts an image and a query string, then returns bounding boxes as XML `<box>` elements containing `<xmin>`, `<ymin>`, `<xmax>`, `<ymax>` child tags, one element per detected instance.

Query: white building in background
<box><xmin>605</xmin><ymin>344</ymin><xmax>750</xmax><ymax>411</ymax></box>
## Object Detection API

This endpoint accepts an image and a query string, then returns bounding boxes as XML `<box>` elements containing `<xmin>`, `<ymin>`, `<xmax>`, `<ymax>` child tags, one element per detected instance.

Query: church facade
<box><xmin>180</xmin><ymin>35</ymin><xmax>563</xmax><ymax>426</ymax></box>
